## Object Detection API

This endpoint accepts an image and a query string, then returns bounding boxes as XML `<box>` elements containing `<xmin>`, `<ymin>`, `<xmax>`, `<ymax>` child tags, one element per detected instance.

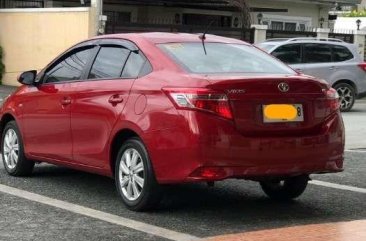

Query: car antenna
<box><xmin>199</xmin><ymin>19</ymin><xmax>215</xmax><ymax>55</ymax></box>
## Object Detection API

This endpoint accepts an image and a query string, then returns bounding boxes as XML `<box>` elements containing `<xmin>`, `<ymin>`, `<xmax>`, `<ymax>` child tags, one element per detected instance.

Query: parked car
<box><xmin>257</xmin><ymin>38</ymin><xmax>366</xmax><ymax>111</ymax></box>
<box><xmin>0</xmin><ymin>33</ymin><xmax>344</xmax><ymax>211</ymax></box>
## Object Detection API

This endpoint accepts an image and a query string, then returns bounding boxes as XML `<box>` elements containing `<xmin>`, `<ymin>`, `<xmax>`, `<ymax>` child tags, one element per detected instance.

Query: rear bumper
<box><xmin>144</xmin><ymin>111</ymin><xmax>345</xmax><ymax>184</ymax></box>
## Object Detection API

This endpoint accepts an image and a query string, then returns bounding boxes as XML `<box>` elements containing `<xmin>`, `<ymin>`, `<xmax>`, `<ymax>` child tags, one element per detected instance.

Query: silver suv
<box><xmin>257</xmin><ymin>38</ymin><xmax>366</xmax><ymax>111</ymax></box>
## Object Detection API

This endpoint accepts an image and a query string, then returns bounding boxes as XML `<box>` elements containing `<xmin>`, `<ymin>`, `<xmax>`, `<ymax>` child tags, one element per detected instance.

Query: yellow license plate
<box><xmin>263</xmin><ymin>104</ymin><xmax>304</xmax><ymax>123</ymax></box>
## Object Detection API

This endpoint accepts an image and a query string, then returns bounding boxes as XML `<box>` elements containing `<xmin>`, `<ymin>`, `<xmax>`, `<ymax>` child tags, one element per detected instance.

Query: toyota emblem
<box><xmin>278</xmin><ymin>82</ymin><xmax>289</xmax><ymax>93</ymax></box>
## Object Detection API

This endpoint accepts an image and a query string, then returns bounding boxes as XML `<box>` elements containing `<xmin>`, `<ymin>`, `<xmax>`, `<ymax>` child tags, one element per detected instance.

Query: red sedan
<box><xmin>0</xmin><ymin>33</ymin><xmax>344</xmax><ymax>211</ymax></box>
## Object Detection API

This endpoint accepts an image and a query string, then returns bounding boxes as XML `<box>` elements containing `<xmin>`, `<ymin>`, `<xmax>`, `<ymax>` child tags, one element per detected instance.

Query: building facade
<box><xmin>0</xmin><ymin>0</ymin><xmax>362</xmax><ymax>86</ymax></box>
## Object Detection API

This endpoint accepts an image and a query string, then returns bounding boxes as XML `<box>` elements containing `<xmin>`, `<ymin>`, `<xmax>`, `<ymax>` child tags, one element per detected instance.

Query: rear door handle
<box><xmin>60</xmin><ymin>97</ymin><xmax>72</xmax><ymax>106</ymax></box>
<box><xmin>329</xmin><ymin>66</ymin><xmax>339</xmax><ymax>70</ymax></box>
<box><xmin>109</xmin><ymin>95</ymin><xmax>124</xmax><ymax>105</ymax></box>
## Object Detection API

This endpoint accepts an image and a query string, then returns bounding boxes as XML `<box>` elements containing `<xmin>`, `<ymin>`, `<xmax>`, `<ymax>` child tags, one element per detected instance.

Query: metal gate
<box><xmin>105</xmin><ymin>14</ymin><xmax>255</xmax><ymax>43</ymax></box>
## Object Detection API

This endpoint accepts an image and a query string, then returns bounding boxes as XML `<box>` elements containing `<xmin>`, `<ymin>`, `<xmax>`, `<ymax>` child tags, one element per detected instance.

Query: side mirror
<box><xmin>18</xmin><ymin>70</ymin><xmax>37</xmax><ymax>85</ymax></box>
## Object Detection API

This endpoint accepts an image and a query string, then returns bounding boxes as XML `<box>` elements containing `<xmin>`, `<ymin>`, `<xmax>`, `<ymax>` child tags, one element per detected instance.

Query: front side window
<box><xmin>159</xmin><ymin>43</ymin><xmax>296</xmax><ymax>75</ymax></box>
<box><xmin>332</xmin><ymin>45</ymin><xmax>354</xmax><ymax>62</ymax></box>
<box><xmin>88</xmin><ymin>47</ymin><xmax>129</xmax><ymax>79</ymax></box>
<box><xmin>43</xmin><ymin>48</ymin><xmax>93</xmax><ymax>83</ymax></box>
<box><xmin>272</xmin><ymin>44</ymin><xmax>301</xmax><ymax>64</ymax></box>
<box><xmin>304</xmin><ymin>44</ymin><xmax>332</xmax><ymax>63</ymax></box>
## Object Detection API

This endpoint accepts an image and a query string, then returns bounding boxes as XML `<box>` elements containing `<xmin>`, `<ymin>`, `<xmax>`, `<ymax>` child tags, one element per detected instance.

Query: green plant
<box><xmin>0</xmin><ymin>46</ymin><xmax>4</xmax><ymax>83</ymax></box>
<box><xmin>344</xmin><ymin>9</ymin><xmax>366</xmax><ymax>17</ymax></box>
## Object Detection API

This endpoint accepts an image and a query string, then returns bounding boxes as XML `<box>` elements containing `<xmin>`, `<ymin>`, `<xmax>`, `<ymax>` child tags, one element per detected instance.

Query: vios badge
<box><xmin>227</xmin><ymin>89</ymin><xmax>246</xmax><ymax>94</ymax></box>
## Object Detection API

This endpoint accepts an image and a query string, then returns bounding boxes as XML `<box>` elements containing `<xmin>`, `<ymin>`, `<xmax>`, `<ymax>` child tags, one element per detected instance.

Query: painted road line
<box><xmin>310</xmin><ymin>180</ymin><xmax>366</xmax><ymax>194</ymax></box>
<box><xmin>0</xmin><ymin>184</ymin><xmax>200</xmax><ymax>241</ymax></box>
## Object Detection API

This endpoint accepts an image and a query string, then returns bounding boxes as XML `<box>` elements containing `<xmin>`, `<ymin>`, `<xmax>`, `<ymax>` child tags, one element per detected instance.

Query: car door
<box><xmin>327</xmin><ymin>44</ymin><xmax>360</xmax><ymax>86</ymax></box>
<box><xmin>21</xmin><ymin>46</ymin><xmax>95</xmax><ymax>161</ymax></box>
<box><xmin>271</xmin><ymin>43</ymin><xmax>307</xmax><ymax>73</ymax></box>
<box><xmin>301</xmin><ymin>43</ymin><xmax>333</xmax><ymax>82</ymax></box>
<box><xmin>70</xmin><ymin>39</ymin><xmax>148</xmax><ymax>168</ymax></box>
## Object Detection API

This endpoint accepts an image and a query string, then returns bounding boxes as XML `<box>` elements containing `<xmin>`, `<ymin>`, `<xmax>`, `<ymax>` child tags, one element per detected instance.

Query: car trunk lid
<box><xmin>204</xmin><ymin>74</ymin><xmax>332</xmax><ymax>137</ymax></box>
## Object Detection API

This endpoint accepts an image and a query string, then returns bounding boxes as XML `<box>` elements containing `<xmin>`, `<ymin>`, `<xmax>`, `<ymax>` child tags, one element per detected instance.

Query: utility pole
<box><xmin>91</xmin><ymin>0</ymin><xmax>107</xmax><ymax>35</ymax></box>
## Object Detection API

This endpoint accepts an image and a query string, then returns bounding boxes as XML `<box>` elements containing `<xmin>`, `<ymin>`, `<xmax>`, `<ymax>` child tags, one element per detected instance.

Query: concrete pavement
<box><xmin>342</xmin><ymin>99</ymin><xmax>366</xmax><ymax>150</ymax></box>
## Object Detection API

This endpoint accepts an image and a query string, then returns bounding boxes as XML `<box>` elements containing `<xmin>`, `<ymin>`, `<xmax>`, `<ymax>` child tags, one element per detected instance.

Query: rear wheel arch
<box><xmin>332</xmin><ymin>79</ymin><xmax>358</xmax><ymax>95</ymax></box>
<box><xmin>110</xmin><ymin>128</ymin><xmax>140</xmax><ymax>176</ymax></box>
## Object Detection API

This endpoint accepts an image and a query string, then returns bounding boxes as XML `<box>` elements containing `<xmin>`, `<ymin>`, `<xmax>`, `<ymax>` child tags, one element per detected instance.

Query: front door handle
<box><xmin>329</xmin><ymin>66</ymin><xmax>339</xmax><ymax>70</ymax></box>
<box><xmin>60</xmin><ymin>97</ymin><xmax>71</xmax><ymax>106</ymax></box>
<box><xmin>109</xmin><ymin>95</ymin><xmax>124</xmax><ymax>105</ymax></box>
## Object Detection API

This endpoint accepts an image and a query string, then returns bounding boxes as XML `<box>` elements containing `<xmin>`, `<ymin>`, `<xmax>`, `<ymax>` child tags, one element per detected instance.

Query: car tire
<box><xmin>2</xmin><ymin>121</ymin><xmax>35</xmax><ymax>176</ymax></box>
<box><xmin>115</xmin><ymin>137</ymin><xmax>162</xmax><ymax>211</ymax></box>
<box><xmin>334</xmin><ymin>83</ymin><xmax>356</xmax><ymax>112</ymax></box>
<box><xmin>260</xmin><ymin>175</ymin><xmax>308</xmax><ymax>200</ymax></box>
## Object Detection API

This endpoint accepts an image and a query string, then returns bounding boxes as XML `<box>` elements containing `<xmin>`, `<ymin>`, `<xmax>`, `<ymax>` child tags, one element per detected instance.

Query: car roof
<box><xmin>92</xmin><ymin>32</ymin><xmax>248</xmax><ymax>45</ymax></box>
<box><xmin>258</xmin><ymin>38</ymin><xmax>352</xmax><ymax>46</ymax></box>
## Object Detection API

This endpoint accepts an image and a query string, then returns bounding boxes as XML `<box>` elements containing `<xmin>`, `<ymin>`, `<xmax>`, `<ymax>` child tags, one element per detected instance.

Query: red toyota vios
<box><xmin>0</xmin><ymin>33</ymin><xmax>344</xmax><ymax>211</ymax></box>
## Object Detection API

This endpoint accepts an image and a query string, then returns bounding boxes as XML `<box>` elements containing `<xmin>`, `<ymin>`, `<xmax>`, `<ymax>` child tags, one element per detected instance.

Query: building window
<box><xmin>285</xmin><ymin>22</ymin><xmax>297</xmax><ymax>31</ymax></box>
<box><xmin>263</xmin><ymin>14</ymin><xmax>312</xmax><ymax>31</ymax></box>
<box><xmin>271</xmin><ymin>21</ymin><xmax>284</xmax><ymax>30</ymax></box>
<box><xmin>2</xmin><ymin>0</ymin><xmax>44</xmax><ymax>8</ymax></box>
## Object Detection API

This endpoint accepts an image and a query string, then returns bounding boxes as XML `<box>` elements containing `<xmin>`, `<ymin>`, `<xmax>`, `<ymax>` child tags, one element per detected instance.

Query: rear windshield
<box><xmin>159</xmin><ymin>43</ymin><xmax>295</xmax><ymax>75</ymax></box>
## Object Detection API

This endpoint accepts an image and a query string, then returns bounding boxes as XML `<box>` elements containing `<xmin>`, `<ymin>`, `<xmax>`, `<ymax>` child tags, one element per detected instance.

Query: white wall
<box><xmin>358</xmin><ymin>0</ymin><xmax>366</xmax><ymax>10</ymax></box>
<box><xmin>249</xmin><ymin>0</ymin><xmax>329</xmax><ymax>27</ymax></box>
<box><xmin>335</xmin><ymin>17</ymin><xmax>366</xmax><ymax>30</ymax></box>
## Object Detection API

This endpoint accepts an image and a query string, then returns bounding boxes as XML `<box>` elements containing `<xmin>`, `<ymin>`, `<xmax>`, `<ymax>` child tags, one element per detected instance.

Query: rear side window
<box><xmin>272</xmin><ymin>44</ymin><xmax>301</xmax><ymax>64</ymax></box>
<box><xmin>304</xmin><ymin>44</ymin><xmax>332</xmax><ymax>63</ymax></box>
<box><xmin>44</xmin><ymin>48</ymin><xmax>93</xmax><ymax>83</ymax></box>
<box><xmin>89</xmin><ymin>47</ymin><xmax>129</xmax><ymax>79</ymax></box>
<box><xmin>332</xmin><ymin>45</ymin><xmax>354</xmax><ymax>62</ymax></box>
<box><xmin>122</xmin><ymin>52</ymin><xmax>146</xmax><ymax>78</ymax></box>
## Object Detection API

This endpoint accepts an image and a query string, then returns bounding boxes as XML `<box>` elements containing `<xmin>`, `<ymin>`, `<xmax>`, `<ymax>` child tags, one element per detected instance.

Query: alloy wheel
<box><xmin>3</xmin><ymin>129</ymin><xmax>19</xmax><ymax>169</ymax></box>
<box><xmin>118</xmin><ymin>148</ymin><xmax>145</xmax><ymax>201</ymax></box>
<box><xmin>337</xmin><ymin>86</ymin><xmax>354</xmax><ymax>111</ymax></box>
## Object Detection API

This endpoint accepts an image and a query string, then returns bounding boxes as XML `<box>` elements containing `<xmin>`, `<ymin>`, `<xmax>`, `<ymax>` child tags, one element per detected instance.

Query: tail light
<box><xmin>324</xmin><ymin>88</ymin><xmax>340</xmax><ymax>112</ymax></box>
<box><xmin>358</xmin><ymin>63</ymin><xmax>366</xmax><ymax>72</ymax></box>
<box><xmin>163</xmin><ymin>88</ymin><xmax>233</xmax><ymax>119</ymax></box>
